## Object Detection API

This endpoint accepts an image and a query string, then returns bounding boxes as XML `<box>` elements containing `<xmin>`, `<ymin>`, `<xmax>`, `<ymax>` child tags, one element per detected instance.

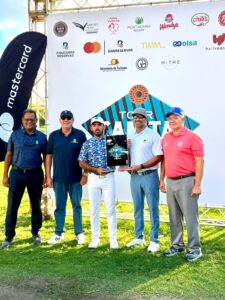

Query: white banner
<box><xmin>47</xmin><ymin>1</ymin><xmax>225</xmax><ymax>205</ymax></box>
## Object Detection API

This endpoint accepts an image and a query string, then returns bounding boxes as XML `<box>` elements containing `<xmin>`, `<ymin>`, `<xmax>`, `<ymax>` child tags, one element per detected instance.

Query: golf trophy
<box><xmin>106</xmin><ymin>134</ymin><xmax>129</xmax><ymax>167</ymax></box>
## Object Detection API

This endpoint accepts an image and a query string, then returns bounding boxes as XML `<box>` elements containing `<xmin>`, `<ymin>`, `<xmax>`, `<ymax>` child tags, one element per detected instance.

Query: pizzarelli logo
<box><xmin>160</xmin><ymin>14</ymin><xmax>179</xmax><ymax>30</ymax></box>
<box><xmin>191</xmin><ymin>13</ymin><xmax>209</xmax><ymax>26</ymax></box>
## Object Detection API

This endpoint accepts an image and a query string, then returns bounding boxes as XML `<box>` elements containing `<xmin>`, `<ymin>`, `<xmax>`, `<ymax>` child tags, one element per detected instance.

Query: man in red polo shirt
<box><xmin>160</xmin><ymin>107</ymin><xmax>204</xmax><ymax>262</ymax></box>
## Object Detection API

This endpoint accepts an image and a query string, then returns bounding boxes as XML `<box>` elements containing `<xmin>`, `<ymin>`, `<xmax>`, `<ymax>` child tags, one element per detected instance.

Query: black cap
<box><xmin>60</xmin><ymin>110</ymin><xmax>73</xmax><ymax>118</ymax></box>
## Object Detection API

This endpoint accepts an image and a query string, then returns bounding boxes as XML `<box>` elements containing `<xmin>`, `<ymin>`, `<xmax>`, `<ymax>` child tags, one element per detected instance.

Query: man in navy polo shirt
<box><xmin>46</xmin><ymin>110</ymin><xmax>87</xmax><ymax>245</ymax></box>
<box><xmin>2</xmin><ymin>109</ymin><xmax>47</xmax><ymax>248</ymax></box>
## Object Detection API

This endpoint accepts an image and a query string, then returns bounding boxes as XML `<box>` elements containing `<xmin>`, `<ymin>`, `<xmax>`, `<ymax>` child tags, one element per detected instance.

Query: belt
<box><xmin>168</xmin><ymin>173</ymin><xmax>195</xmax><ymax>180</ymax></box>
<box><xmin>12</xmin><ymin>166</ymin><xmax>41</xmax><ymax>174</ymax></box>
<box><xmin>131</xmin><ymin>169</ymin><xmax>157</xmax><ymax>176</ymax></box>
<box><xmin>89</xmin><ymin>172</ymin><xmax>114</xmax><ymax>178</ymax></box>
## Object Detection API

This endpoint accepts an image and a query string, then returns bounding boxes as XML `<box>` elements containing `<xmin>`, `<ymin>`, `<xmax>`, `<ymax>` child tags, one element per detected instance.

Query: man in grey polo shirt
<box><xmin>124</xmin><ymin>108</ymin><xmax>163</xmax><ymax>253</ymax></box>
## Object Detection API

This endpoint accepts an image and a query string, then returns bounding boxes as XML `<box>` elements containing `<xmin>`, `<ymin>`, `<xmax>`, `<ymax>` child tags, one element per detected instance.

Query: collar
<box><xmin>59</xmin><ymin>127</ymin><xmax>75</xmax><ymax>135</ymax></box>
<box><xmin>22</xmin><ymin>128</ymin><xmax>36</xmax><ymax>136</ymax></box>
<box><xmin>135</xmin><ymin>126</ymin><xmax>148</xmax><ymax>135</ymax></box>
<box><xmin>170</xmin><ymin>126</ymin><xmax>187</xmax><ymax>137</ymax></box>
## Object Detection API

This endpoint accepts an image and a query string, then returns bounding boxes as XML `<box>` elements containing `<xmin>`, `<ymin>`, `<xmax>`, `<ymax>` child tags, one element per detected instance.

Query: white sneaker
<box><xmin>147</xmin><ymin>241</ymin><xmax>160</xmax><ymax>253</ymax></box>
<box><xmin>76</xmin><ymin>233</ymin><xmax>85</xmax><ymax>245</ymax></box>
<box><xmin>126</xmin><ymin>238</ymin><xmax>146</xmax><ymax>248</ymax></box>
<box><xmin>88</xmin><ymin>238</ymin><xmax>100</xmax><ymax>249</ymax></box>
<box><xmin>48</xmin><ymin>234</ymin><xmax>64</xmax><ymax>245</ymax></box>
<box><xmin>110</xmin><ymin>239</ymin><xmax>119</xmax><ymax>249</ymax></box>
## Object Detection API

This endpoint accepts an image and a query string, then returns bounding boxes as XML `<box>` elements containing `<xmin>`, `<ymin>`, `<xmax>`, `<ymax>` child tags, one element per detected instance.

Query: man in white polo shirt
<box><xmin>125</xmin><ymin>108</ymin><xmax>163</xmax><ymax>253</ymax></box>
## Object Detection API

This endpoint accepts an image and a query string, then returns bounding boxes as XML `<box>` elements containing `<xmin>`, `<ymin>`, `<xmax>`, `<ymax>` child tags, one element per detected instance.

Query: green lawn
<box><xmin>0</xmin><ymin>161</ymin><xmax>225</xmax><ymax>300</ymax></box>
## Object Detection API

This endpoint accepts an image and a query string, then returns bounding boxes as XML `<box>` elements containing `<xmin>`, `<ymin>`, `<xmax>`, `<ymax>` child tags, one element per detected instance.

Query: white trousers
<box><xmin>88</xmin><ymin>173</ymin><xmax>117</xmax><ymax>240</ymax></box>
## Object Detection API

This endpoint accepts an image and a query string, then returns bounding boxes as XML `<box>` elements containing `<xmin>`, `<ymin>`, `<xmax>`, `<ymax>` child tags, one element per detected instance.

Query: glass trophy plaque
<box><xmin>106</xmin><ymin>135</ymin><xmax>129</xmax><ymax>166</ymax></box>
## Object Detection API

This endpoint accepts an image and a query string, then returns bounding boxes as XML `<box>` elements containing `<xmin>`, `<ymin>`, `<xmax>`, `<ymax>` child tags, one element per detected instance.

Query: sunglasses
<box><xmin>61</xmin><ymin>116</ymin><xmax>72</xmax><ymax>120</ymax></box>
<box><xmin>133</xmin><ymin>115</ymin><xmax>146</xmax><ymax>120</ymax></box>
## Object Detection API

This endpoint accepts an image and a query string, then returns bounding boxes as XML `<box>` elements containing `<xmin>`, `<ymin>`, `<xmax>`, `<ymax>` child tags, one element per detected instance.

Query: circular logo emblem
<box><xmin>53</xmin><ymin>21</ymin><xmax>68</xmax><ymax>37</ymax></box>
<box><xmin>218</xmin><ymin>10</ymin><xmax>225</xmax><ymax>26</ymax></box>
<box><xmin>129</xmin><ymin>85</ymin><xmax>149</xmax><ymax>104</ymax></box>
<box><xmin>83</xmin><ymin>42</ymin><xmax>101</xmax><ymax>53</ymax></box>
<box><xmin>136</xmin><ymin>58</ymin><xmax>148</xmax><ymax>70</ymax></box>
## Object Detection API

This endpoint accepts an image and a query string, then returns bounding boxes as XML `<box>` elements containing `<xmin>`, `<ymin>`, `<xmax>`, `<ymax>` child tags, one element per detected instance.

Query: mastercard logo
<box><xmin>83</xmin><ymin>42</ymin><xmax>101</xmax><ymax>53</ymax></box>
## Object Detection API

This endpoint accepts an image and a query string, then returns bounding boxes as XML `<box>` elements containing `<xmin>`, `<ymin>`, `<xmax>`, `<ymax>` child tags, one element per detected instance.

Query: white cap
<box><xmin>90</xmin><ymin>116</ymin><xmax>105</xmax><ymax>125</ymax></box>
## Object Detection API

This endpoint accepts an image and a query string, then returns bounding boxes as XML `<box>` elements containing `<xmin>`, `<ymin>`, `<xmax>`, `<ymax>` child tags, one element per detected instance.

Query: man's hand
<box><xmin>46</xmin><ymin>176</ymin><xmax>53</xmax><ymax>188</ymax></box>
<box><xmin>2</xmin><ymin>175</ymin><xmax>9</xmax><ymax>187</ymax></box>
<box><xmin>80</xmin><ymin>174</ymin><xmax>88</xmax><ymax>186</ymax></box>
<box><xmin>191</xmin><ymin>185</ymin><xmax>201</xmax><ymax>196</ymax></box>
<box><xmin>160</xmin><ymin>180</ymin><xmax>166</xmax><ymax>193</ymax></box>
<box><xmin>96</xmin><ymin>168</ymin><xmax>108</xmax><ymax>175</ymax></box>
<box><xmin>128</xmin><ymin>165</ymin><xmax>141</xmax><ymax>172</ymax></box>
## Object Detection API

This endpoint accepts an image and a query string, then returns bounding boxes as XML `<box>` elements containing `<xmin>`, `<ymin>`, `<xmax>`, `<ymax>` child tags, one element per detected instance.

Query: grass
<box><xmin>0</xmin><ymin>161</ymin><xmax>225</xmax><ymax>299</ymax></box>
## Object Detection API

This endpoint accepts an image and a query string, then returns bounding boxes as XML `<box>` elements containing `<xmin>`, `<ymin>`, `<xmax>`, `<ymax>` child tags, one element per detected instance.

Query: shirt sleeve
<box><xmin>152</xmin><ymin>131</ymin><xmax>163</xmax><ymax>156</ymax></box>
<box><xmin>190</xmin><ymin>134</ymin><xmax>204</xmax><ymax>157</ymax></box>
<box><xmin>7</xmin><ymin>132</ymin><xmax>14</xmax><ymax>153</ymax></box>
<box><xmin>78</xmin><ymin>141</ymin><xmax>88</xmax><ymax>162</ymax></box>
<box><xmin>42</xmin><ymin>135</ymin><xmax>48</xmax><ymax>155</ymax></box>
<box><xmin>47</xmin><ymin>133</ymin><xmax>54</xmax><ymax>154</ymax></box>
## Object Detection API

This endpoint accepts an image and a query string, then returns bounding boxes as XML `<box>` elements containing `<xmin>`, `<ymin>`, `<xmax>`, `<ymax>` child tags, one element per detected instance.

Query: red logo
<box><xmin>160</xmin><ymin>13</ymin><xmax>179</xmax><ymax>30</ymax></box>
<box><xmin>218</xmin><ymin>11</ymin><xmax>225</xmax><ymax>26</ymax></box>
<box><xmin>213</xmin><ymin>33</ymin><xmax>225</xmax><ymax>46</ymax></box>
<box><xmin>83</xmin><ymin>42</ymin><xmax>101</xmax><ymax>53</ymax></box>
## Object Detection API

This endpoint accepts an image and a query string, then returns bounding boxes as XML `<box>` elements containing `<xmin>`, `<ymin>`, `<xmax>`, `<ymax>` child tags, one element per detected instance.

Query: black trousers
<box><xmin>5</xmin><ymin>167</ymin><xmax>44</xmax><ymax>241</ymax></box>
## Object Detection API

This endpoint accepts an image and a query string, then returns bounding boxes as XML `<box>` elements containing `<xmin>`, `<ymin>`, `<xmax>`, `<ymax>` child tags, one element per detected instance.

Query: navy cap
<box><xmin>60</xmin><ymin>110</ymin><xmax>73</xmax><ymax>118</ymax></box>
<box><xmin>165</xmin><ymin>107</ymin><xmax>184</xmax><ymax>118</ymax></box>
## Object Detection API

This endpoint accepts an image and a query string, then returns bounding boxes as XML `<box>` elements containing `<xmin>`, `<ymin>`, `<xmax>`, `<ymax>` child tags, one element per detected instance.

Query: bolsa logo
<box><xmin>0</xmin><ymin>112</ymin><xmax>14</xmax><ymax>143</ymax></box>
<box><xmin>53</xmin><ymin>21</ymin><xmax>68</xmax><ymax>37</ymax></box>
<box><xmin>173</xmin><ymin>40</ymin><xmax>197</xmax><ymax>47</ymax></box>
<box><xmin>136</xmin><ymin>58</ymin><xmax>148</xmax><ymax>70</ymax></box>
<box><xmin>135</xmin><ymin>17</ymin><xmax>144</xmax><ymax>25</ymax></box>
<box><xmin>213</xmin><ymin>33</ymin><xmax>225</xmax><ymax>46</ymax></box>
<box><xmin>82</xmin><ymin>86</ymin><xmax>200</xmax><ymax>136</ymax></box>
<box><xmin>218</xmin><ymin>11</ymin><xmax>225</xmax><ymax>26</ymax></box>
<box><xmin>160</xmin><ymin>13</ymin><xmax>179</xmax><ymax>30</ymax></box>
<box><xmin>83</xmin><ymin>42</ymin><xmax>101</xmax><ymax>53</ymax></box>
<box><xmin>129</xmin><ymin>85</ymin><xmax>149</xmax><ymax>104</ymax></box>
<box><xmin>191</xmin><ymin>13</ymin><xmax>209</xmax><ymax>26</ymax></box>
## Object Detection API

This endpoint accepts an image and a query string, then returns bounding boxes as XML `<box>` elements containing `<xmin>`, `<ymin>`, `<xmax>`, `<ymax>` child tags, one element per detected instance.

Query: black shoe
<box><xmin>33</xmin><ymin>234</ymin><xmax>41</xmax><ymax>244</ymax></box>
<box><xmin>164</xmin><ymin>245</ymin><xmax>185</xmax><ymax>257</ymax></box>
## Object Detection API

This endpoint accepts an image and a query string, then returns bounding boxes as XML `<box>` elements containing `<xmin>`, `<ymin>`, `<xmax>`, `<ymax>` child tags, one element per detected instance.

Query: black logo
<box><xmin>72</xmin><ymin>22</ymin><xmax>88</xmax><ymax>31</ymax></box>
<box><xmin>53</xmin><ymin>21</ymin><xmax>68</xmax><ymax>37</ymax></box>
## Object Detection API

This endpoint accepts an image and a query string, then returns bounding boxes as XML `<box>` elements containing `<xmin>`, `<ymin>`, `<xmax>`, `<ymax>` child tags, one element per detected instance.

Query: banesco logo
<box><xmin>173</xmin><ymin>40</ymin><xmax>197</xmax><ymax>47</ymax></box>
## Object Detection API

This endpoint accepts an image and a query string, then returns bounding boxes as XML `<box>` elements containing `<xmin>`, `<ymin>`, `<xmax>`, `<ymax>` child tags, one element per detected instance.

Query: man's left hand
<box><xmin>191</xmin><ymin>186</ymin><xmax>201</xmax><ymax>196</ymax></box>
<box><xmin>80</xmin><ymin>174</ymin><xmax>88</xmax><ymax>186</ymax></box>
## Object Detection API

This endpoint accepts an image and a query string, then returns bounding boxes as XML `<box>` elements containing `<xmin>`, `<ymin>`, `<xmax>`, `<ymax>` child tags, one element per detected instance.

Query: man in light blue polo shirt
<box><xmin>125</xmin><ymin>108</ymin><xmax>163</xmax><ymax>253</ymax></box>
<box><xmin>46</xmin><ymin>110</ymin><xmax>87</xmax><ymax>245</ymax></box>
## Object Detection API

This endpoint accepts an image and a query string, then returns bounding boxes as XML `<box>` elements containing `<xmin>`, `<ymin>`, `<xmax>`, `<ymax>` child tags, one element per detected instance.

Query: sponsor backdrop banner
<box><xmin>0</xmin><ymin>32</ymin><xmax>47</xmax><ymax>161</ymax></box>
<box><xmin>47</xmin><ymin>2</ymin><xmax>225</xmax><ymax>205</ymax></box>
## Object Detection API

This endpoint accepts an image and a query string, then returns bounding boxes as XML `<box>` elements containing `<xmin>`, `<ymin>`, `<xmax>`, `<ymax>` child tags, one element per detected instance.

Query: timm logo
<box><xmin>141</xmin><ymin>41</ymin><xmax>165</xmax><ymax>48</ymax></box>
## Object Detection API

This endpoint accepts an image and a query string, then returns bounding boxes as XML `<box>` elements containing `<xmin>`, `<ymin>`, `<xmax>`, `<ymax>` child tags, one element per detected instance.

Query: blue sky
<box><xmin>0</xmin><ymin>0</ymin><xmax>28</xmax><ymax>56</ymax></box>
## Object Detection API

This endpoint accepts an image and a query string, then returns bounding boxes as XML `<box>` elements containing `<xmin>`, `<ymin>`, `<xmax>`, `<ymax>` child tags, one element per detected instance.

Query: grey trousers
<box><xmin>166</xmin><ymin>176</ymin><xmax>201</xmax><ymax>251</ymax></box>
